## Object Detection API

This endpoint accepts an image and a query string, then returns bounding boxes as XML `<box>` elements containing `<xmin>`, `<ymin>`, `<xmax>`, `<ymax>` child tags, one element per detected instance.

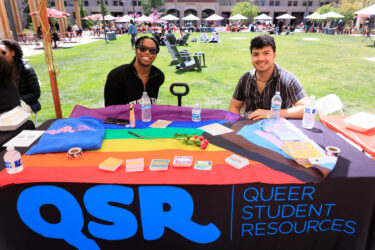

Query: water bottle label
<box><xmin>141</xmin><ymin>104</ymin><xmax>151</xmax><ymax>109</ymax></box>
<box><xmin>271</xmin><ymin>106</ymin><xmax>281</xmax><ymax>110</ymax></box>
<box><xmin>192</xmin><ymin>113</ymin><xmax>201</xmax><ymax>119</ymax></box>
<box><xmin>304</xmin><ymin>108</ymin><xmax>311</xmax><ymax>114</ymax></box>
<box><xmin>5</xmin><ymin>159</ymin><xmax>21</xmax><ymax>169</ymax></box>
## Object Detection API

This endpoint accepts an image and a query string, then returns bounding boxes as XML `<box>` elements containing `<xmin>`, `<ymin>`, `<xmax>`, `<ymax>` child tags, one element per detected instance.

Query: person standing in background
<box><xmin>128</xmin><ymin>19</ymin><xmax>138</xmax><ymax>49</ymax></box>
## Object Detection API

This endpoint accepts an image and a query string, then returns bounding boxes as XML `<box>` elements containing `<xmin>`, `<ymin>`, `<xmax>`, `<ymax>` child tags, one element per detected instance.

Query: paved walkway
<box><xmin>22</xmin><ymin>31</ymin><xmax>108</xmax><ymax>57</ymax></box>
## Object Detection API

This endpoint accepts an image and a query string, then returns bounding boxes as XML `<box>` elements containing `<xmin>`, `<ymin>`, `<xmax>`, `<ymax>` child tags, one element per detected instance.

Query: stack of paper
<box><xmin>173</xmin><ymin>156</ymin><xmax>193</xmax><ymax>167</ymax></box>
<box><xmin>149</xmin><ymin>159</ymin><xmax>169</xmax><ymax>171</ymax></box>
<box><xmin>126</xmin><ymin>158</ymin><xmax>144</xmax><ymax>172</ymax></box>
<box><xmin>99</xmin><ymin>157</ymin><xmax>124</xmax><ymax>171</ymax></box>
<box><xmin>282</xmin><ymin>141</ymin><xmax>323</xmax><ymax>165</ymax></box>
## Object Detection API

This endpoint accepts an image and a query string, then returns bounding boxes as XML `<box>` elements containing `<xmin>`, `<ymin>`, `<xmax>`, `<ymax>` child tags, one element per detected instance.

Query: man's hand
<box><xmin>247</xmin><ymin>109</ymin><xmax>271</xmax><ymax>120</ymax></box>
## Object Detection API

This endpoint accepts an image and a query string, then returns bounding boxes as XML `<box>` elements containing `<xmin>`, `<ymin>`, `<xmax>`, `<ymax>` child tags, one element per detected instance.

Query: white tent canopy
<box><xmin>305</xmin><ymin>13</ymin><xmax>326</xmax><ymax>20</ymax></box>
<box><xmin>254</xmin><ymin>14</ymin><xmax>272</xmax><ymax>20</ymax></box>
<box><xmin>228</xmin><ymin>14</ymin><xmax>248</xmax><ymax>20</ymax></box>
<box><xmin>355</xmin><ymin>4</ymin><xmax>375</xmax><ymax>15</ymax></box>
<box><xmin>183</xmin><ymin>14</ymin><xmax>200</xmax><ymax>21</ymax></box>
<box><xmin>160</xmin><ymin>14</ymin><xmax>179</xmax><ymax>21</ymax></box>
<box><xmin>135</xmin><ymin>15</ymin><xmax>153</xmax><ymax>22</ymax></box>
<box><xmin>205</xmin><ymin>14</ymin><xmax>224</xmax><ymax>21</ymax></box>
<box><xmin>276</xmin><ymin>14</ymin><xmax>296</xmax><ymax>19</ymax></box>
<box><xmin>322</xmin><ymin>11</ymin><xmax>344</xmax><ymax>18</ymax></box>
<box><xmin>104</xmin><ymin>15</ymin><xmax>115</xmax><ymax>21</ymax></box>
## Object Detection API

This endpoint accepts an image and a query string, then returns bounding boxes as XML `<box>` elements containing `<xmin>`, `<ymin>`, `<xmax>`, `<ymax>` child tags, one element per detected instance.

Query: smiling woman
<box><xmin>104</xmin><ymin>36</ymin><xmax>165</xmax><ymax>106</ymax></box>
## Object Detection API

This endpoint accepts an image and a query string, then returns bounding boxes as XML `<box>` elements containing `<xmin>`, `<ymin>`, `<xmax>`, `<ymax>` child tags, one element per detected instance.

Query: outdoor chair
<box><xmin>166</xmin><ymin>33</ymin><xmax>177</xmax><ymax>45</ymax></box>
<box><xmin>177</xmin><ymin>33</ymin><xmax>190</xmax><ymax>46</ymax></box>
<box><xmin>171</xmin><ymin>45</ymin><xmax>201</xmax><ymax>72</ymax></box>
<box><xmin>164</xmin><ymin>40</ymin><xmax>179</xmax><ymax>65</ymax></box>
<box><xmin>316</xmin><ymin>94</ymin><xmax>344</xmax><ymax>117</ymax></box>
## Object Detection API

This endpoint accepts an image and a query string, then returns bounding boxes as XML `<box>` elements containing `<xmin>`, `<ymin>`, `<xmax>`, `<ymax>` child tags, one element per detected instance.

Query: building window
<box><xmin>50</xmin><ymin>1</ymin><xmax>56</xmax><ymax>7</ymax></box>
<box><xmin>84</xmin><ymin>0</ymin><xmax>89</xmax><ymax>6</ymax></box>
<box><xmin>303</xmin><ymin>1</ymin><xmax>312</xmax><ymax>6</ymax></box>
<box><xmin>275</xmin><ymin>0</ymin><xmax>279</xmax><ymax>6</ymax></box>
<box><xmin>64</xmin><ymin>1</ymin><xmax>67</xmax><ymax>6</ymax></box>
<box><xmin>293</xmin><ymin>0</ymin><xmax>297</xmax><ymax>6</ymax></box>
<box><xmin>119</xmin><ymin>1</ymin><xmax>123</xmax><ymax>6</ymax></box>
<box><xmin>269</xmin><ymin>0</ymin><xmax>274</xmax><ymax>6</ymax></box>
<box><xmin>261</xmin><ymin>0</ymin><xmax>265</xmax><ymax>5</ymax></box>
<box><xmin>114</xmin><ymin>0</ymin><xmax>118</xmax><ymax>5</ymax></box>
<box><xmin>288</xmin><ymin>1</ymin><xmax>292</xmax><ymax>6</ymax></box>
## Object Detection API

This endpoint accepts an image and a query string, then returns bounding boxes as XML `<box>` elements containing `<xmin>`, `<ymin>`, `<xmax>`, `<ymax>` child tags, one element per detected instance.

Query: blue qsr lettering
<box><xmin>243</xmin><ymin>187</ymin><xmax>258</xmax><ymax>202</ymax></box>
<box><xmin>138</xmin><ymin>186</ymin><xmax>220</xmax><ymax>243</ymax></box>
<box><xmin>279</xmin><ymin>221</ymin><xmax>294</xmax><ymax>235</ymax></box>
<box><xmin>288</xmin><ymin>186</ymin><xmax>301</xmax><ymax>201</ymax></box>
<box><xmin>242</xmin><ymin>223</ymin><xmax>254</xmax><ymax>236</ymax></box>
<box><xmin>281</xmin><ymin>204</ymin><xmax>295</xmax><ymax>218</ymax></box>
<box><xmin>318</xmin><ymin>219</ymin><xmax>331</xmax><ymax>231</ymax></box>
<box><xmin>331</xmin><ymin>219</ymin><xmax>345</xmax><ymax>232</ymax></box>
<box><xmin>254</xmin><ymin>205</ymin><xmax>266</xmax><ymax>219</ymax></box>
<box><xmin>295</xmin><ymin>204</ymin><xmax>308</xmax><ymax>218</ymax></box>
<box><xmin>274</xmin><ymin>187</ymin><xmax>287</xmax><ymax>201</ymax></box>
<box><xmin>84</xmin><ymin>185</ymin><xmax>138</xmax><ymax>240</ymax></box>
<box><xmin>255</xmin><ymin>223</ymin><xmax>267</xmax><ymax>236</ymax></box>
<box><xmin>241</xmin><ymin>205</ymin><xmax>254</xmax><ymax>220</ymax></box>
<box><xmin>266</xmin><ymin>222</ymin><xmax>278</xmax><ymax>235</ymax></box>
<box><xmin>344</xmin><ymin>221</ymin><xmax>356</xmax><ymax>234</ymax></box>
<box><xmin>17</xmin><ymin>186</ymin><xmax>99</xmax><ymax>250</ymax></box>
<box><xmin>301</xmin><ymin>186</ymin><xmax>315</xmax><ymax>201</ymax></box>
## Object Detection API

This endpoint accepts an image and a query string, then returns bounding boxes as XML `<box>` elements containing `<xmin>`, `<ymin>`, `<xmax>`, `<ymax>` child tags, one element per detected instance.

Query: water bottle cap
<box><xmin>195</xmin><ymin>103</ymin><xmax>199</xmax><ymax>107</ymax></box>
<box><xmin>310</xmin><ymin>95</ymin><xmax>315</xmax><ymax>100</ymax></box>
<box><xmin>6</xmin><ymin>146</ymin><xmax>15</xmax><ymax>151</ymax></box>
<box><xmin>275</xmin><ymin>91</ymin><xmax>280</xmax><ymax>95</ymax></box>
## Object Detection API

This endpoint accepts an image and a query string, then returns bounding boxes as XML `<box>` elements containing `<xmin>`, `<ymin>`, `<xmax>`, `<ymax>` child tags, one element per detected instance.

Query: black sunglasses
<box><xmin>1</xmin><ymin>50</ymin><xmax>6</xmax><ymax>56</ymax></box>
<box><xmin>136</xmin><ymin>45</ymin><xmax>158</xmax><ymax>55</ymax></box>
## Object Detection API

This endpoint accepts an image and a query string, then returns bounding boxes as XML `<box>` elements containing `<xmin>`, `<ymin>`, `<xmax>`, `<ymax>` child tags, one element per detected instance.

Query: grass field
<box><xmin>27</xmin><ymin>32</ymin><xmax>375</xmax><ymax>123</ymax></box>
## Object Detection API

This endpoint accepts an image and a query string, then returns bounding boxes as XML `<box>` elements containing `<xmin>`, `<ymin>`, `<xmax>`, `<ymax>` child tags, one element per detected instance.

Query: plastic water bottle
<box><xmin>270</xmin><ymin>91</ymin><xmax>282</xmax><ymax>120</ymax></box>
<box><xmin>302</xmin><ymin>96</ymin><xmax>316</xmax><ymax>129</ymax></box>
<box><xmin>3</xmin><ymin>146</ymin><xmax>23</xmax><ymax>174</ymax></box>
<box><xmin>141</xmin><ymin>91</ymin><xmax>151</xmax><ymax>122</ymax></box>
<box><xmin>192</xmin><ymin>104</ymin><xmax>201</xmax><ymax>122</ymax></box>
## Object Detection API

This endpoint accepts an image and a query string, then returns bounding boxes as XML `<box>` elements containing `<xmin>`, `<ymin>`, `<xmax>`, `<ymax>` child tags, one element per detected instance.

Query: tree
<box><xmin>315</xmin><ymin>4</ymin><xmax>337</xmax><ymax>14</ymax></box>
<box><xmin>231</xmin><ymin>2</ymin><xmax>258</xmax><ymax>24</ymax></box>
<box><xmin>140</xmin><ymin>0</ymin><xmax>165</xmax><ymax>16</ymax></box>
<box><xmin>98</xmin><ymin>0</ymin><xmax>110</xmax><ymax>15</ymax></box>
<box><xmin>80</xmin><ymin>0</ymin><xmax>93</xmax><ymax>29</ymax></box>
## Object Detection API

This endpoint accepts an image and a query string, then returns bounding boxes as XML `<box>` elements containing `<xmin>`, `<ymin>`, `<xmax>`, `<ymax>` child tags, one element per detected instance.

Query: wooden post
<box><xmin>39</xmin><ymin>0</ymin><xmax>63</xmax><ymax>118</ymax></box>
<box><xmin>28</xmin><ymin>0</ymin><xmax>40</xmax><ymax>33</ymax></box>
<box><xmin>73</xmin><ymin>0</ymin><xmax>81</xmax><ymax>27</ymax></box>
<box><xmin>0</xmin><ymin>0</ymin><xmax>11</xmax><ymax>38</ymax></box>
<box><xmin>10</xmin><ymin>0</ymin><xmax>22</xmax><ymax>33</ymax></box>
<box><xmin>55</xmin><ymin>0</ymin><xmax>66</xmax><ymax>32</ymax></box>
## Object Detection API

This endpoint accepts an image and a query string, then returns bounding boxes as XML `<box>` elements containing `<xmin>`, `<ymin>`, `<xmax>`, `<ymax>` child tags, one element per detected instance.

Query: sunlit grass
<box><xmin>28</xmin><ymin>31</ymin><xmax>375</xmax><ymax>123</ymax></box>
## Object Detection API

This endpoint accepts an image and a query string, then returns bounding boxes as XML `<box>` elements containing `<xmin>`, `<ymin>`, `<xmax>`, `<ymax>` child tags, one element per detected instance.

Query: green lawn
<box><xmin>27</xmin><ymin>32</ymin><xmax>375</xmax><ymax>124</ymax></box>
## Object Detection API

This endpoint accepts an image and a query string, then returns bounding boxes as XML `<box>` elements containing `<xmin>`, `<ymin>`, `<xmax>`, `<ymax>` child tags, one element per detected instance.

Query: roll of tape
<box><xmin>325</xmin><ymin>146</ymin><xmax>340</xmax><ymax>158</ymax></box>
<box><xmin>68</xmin><ymin>147</ymin><xmax>83</xmax><ymax>159</ymax></box>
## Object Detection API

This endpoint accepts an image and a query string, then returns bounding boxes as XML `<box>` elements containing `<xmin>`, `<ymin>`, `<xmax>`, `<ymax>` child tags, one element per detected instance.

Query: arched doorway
<box><xmin>183</xmin><ymin>9</ymin><xmax>198</xmax><ymax>29</ymax></box>
<box><xmin>202</xmin><ymin>9</ymin><xmax>214</xmax><ymax>19</ymax></box>
<box><xmin>202</xmin><ymin>9</ymin><xmax>215</xmax><ymax>30</ymax></box>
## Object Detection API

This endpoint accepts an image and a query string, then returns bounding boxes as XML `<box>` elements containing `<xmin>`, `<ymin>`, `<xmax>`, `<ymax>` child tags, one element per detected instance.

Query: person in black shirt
<box><xmin>104</xmin><ymin>36</ymin><xmax>165</xmax><ymax>106</ymax></box>
<box><xmin>0</xmin><ymin>57</ymin><xmax>20</xmax><ymax>114</ymax></box>
<box><xmin>0</xmin><ymin>39</ymin><xmax>41</xmax><ymax>114</ymax></box>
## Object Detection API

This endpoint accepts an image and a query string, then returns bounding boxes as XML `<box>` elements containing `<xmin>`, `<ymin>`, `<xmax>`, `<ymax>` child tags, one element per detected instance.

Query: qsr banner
<box><xmin>0</xmin><ymin>180</ymin><xmax>372</xmax><ymax>250</ymax></box>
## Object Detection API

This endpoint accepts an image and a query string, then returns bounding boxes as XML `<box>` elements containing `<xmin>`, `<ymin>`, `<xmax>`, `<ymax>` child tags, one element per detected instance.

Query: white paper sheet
<box><xmin>3</xmin><ymin>130</ymin><xmax>45</xmax><ymax>147</ymax></box>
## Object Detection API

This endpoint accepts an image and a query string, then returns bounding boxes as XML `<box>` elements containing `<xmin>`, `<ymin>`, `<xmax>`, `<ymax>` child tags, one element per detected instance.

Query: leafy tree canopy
<box><xmin>231</xmin><ymin>1</ymin><xmax>258</xmax><ymax>24</ymax></box>
<box><xmin>140</xmin><ymin>0</ymin><xmax>165</xmax><ymax>16</ymax></box>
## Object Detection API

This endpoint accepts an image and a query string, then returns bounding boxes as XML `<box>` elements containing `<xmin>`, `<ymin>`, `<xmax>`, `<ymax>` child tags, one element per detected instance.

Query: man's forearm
<box><xmin>280</xmin><ymin>105</ymin><xmax>305</xmax><ymax>119</ymax></box>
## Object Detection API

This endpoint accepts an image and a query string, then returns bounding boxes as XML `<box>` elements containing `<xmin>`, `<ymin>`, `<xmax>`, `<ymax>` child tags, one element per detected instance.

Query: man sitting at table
<box><xmin>229</xmin><ymin>34</ymin><xmax>308</xmax><ymax>120</ymax></box>
<box><xmin>104</xmin><ymin>36</ymin><xmax>165</xmax><ymax>106</ymax></box>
